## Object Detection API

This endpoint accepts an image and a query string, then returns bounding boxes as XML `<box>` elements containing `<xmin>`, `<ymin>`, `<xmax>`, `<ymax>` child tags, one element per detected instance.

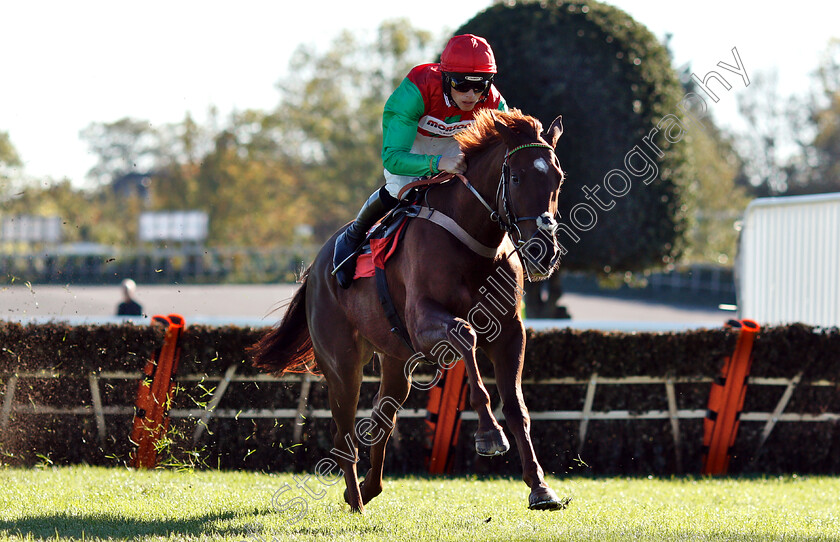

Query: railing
<box><xmin>646</xmin><ymin>265</ymin><xmax>735</xmax><ymax>298</ymax></box>
<box><xmin>2</xmin><ymin>368</ymin><xmax>835</xmax><ymax>472</ymax></box>
<box><xmin>2</xmin><ymin>248</ymin><xmax>736</xmax><ymax>303</ymax></box>
<box><xmin>0</xmin><ymin>245</ymin><xmax>319</xmax><ymax>285</ymax></box>
<box><xmin>563</xmin><ymin>265</ymin><xmax>736</xmax><ymax>305</ymax></box>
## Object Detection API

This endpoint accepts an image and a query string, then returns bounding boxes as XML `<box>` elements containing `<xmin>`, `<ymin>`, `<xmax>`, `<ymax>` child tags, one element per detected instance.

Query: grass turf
<box><xmin>0</xmin><ymin>467</ymin><xmax>838</xmax><ymax>541</ymax></box>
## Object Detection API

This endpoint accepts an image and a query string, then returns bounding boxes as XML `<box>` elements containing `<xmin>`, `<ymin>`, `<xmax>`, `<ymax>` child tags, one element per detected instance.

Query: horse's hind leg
<box><xmin>320</xmin><ymin>353</ymin><xmax>366</xmax><ymax>513</ymax></box>
<box><xmin>358</xmin><ymin>354</ymin><xmax>411</xmax><ymax>505</ymax></box>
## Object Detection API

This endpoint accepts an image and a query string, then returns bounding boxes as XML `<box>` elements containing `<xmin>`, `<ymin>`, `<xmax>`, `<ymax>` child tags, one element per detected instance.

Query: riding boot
<box><xmin>333</xmin><ymin>186</ymin><xmax>398</xmax><ymax>289</ymax></box>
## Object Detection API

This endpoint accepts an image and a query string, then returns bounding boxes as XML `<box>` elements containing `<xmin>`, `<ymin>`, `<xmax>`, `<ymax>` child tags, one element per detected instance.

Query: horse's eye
<box><xmin>511</xmin><ymin>173</ymin><xmax>520</xmax><ymax>185</ymax></box>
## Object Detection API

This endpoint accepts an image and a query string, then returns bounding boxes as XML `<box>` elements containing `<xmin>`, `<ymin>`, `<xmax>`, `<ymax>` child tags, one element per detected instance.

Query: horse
<box><xmin>251</xmin><ymin>108</ymin><xmax>568</xmax><ymax>513</ymax></box>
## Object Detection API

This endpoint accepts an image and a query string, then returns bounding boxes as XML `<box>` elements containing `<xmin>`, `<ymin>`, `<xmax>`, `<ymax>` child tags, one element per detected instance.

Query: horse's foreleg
<box><xmin>486</xmin><ymin>325</ymin><xmax>568</xmax><ymax>510</ymax></box>
<box><xmin>449</xmin><ymin>318</ymin><xmax>510</xmax><ymax>456</ymax></box>
<box><xmin>358</xmin><ymin>355</ymin><xmax>411</xmax><ymax>505</ymax></box>
<box><xmin>412</xmin><ymin>300</ymin><xmax>507</xmax><ymax>457</ymax></box>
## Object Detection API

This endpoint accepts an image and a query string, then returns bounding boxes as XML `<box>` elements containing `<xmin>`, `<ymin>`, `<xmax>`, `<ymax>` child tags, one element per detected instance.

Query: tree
<box><xmin>735</xmin><ymin>39</ymin><xmax>840</xmax><ymax>197</ymax></box>
<box><xmin>0</xmin><ymin>131</ymin><xmax>20</xmax><ymax>170</ymax></box>
<box><xmin>4</xmin><ymin>22</ymin><xmax>450</xmax><ymax>252</ymax></box>
<box><xmin>1</xmin><ymin>179</ymin><xmax>142</xmax><ymax>246</ymax></box>
<box><xmin>0</xmin><ymin>130</ymin><xmax>22</xmax><ymax>199</ymax></box>
<box><xmin>672</xmin><ymin>64</ymin><xmax>750</xmax><ymax>266</ymax></box>
<box><xmin>735</xmin><ymin>70</ymin><xmax>811</xmax><ymax>196</ymax></box>
<box><xmin>455</xmin><ymin>1</ymin><xmax>695</xmax><ymax>317</ymax></box>
<box><xmin>79</xmin><ymin>117</ymin><xmax>163</xmax><ymax>186</ymax></box>
<box><xmin>680</xmin><ymin>121</ymin><xmax>749</xmax><ymax>265</ymax></box>
<box><xmin>455</xmin><ymin>0</ymin><xmax>692</xmax><ymax>273</ymax></box>
<box><xmin>142</xmin><ymin>108</ymin><xmax>317</xmax><ymax>247</ymax></box>
<box><xmin>805</xmin><ymin>38</ymin><xmax>840</xmax><ymax>194</ymax></box>
<box><xmin>187</xmin><ymin>125</ymin><xmax>307</xmax><ymax>246</ymax></box>
<box><xmin>147</xmin><ymin>20</ymin><xmax>439</xmax><ymax>247</ymax></box>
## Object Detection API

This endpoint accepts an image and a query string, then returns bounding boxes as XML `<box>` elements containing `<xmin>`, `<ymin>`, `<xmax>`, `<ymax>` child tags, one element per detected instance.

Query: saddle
<box><xmin>354</xmin><ymin>173</ymin><xmax>511</xmax><ymax>279</ymax></box>
<box><xmin>352</xmin><ymin>173</ymin><xmax>456</xmax><ymax>280</ymax></box>
<box><xmin>351</xmin><ymin>205</ymin><xmax>414</xmax><ymax>281</ymax></box>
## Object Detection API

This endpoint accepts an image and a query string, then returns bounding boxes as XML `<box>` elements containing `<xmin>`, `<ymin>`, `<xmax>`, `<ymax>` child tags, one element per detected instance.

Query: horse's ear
<box><xmin>493</xmin><ymin>117</ymin><xmax>517</xmax><ymax>147</ymax></box>
<box><xmin>544</xmin><ymin>115</ymin><xmax>563</xmax><ymax>148</ymax></box>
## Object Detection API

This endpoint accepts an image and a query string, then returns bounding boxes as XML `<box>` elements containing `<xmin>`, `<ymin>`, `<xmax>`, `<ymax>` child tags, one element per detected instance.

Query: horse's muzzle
<box><xmin>518</xmin><ymin>213</ymin><xmax>561</xmax><ymax>282</ymax></box>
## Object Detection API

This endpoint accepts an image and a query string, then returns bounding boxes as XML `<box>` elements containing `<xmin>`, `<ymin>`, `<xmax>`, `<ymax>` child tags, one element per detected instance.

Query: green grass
<box><xmin>0</xmin><ymin>467</ymin><xmax>838</xmax><ymax>541</ymax></box>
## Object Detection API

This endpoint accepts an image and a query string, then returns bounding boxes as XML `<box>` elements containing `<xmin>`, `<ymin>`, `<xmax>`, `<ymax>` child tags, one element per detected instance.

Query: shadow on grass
<box><xmin>0</xmin><ymin>511</ymin><xmax>258</xmax><ymax>540</ymax></box>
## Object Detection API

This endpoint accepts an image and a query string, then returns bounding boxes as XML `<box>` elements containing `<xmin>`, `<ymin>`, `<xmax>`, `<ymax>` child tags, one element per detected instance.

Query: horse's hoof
<box><xmin>359</xmin><ymin>480</ymin><xmax>382</xmax><ymax>505</ymax></box>
<box><xmin>528</xmin><ymin>487</ymin><xmax>571</xmax><ymax>511</ymax></box>
<box><xmin>475</xmin><ymin>428</ymin><xmax>510</xmax><ymax>456</ymax></box>
<box><xmin>343</xmin><ymin>487</ymin><xmax>365</xmax><ymax>513</ymax></box>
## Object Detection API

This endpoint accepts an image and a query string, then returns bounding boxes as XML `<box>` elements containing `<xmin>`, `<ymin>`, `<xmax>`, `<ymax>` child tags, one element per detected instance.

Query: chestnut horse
<box><xmin>252</xmin><ymin>109</ymin><xmax>568</xmax><ymax>512</ymax></box>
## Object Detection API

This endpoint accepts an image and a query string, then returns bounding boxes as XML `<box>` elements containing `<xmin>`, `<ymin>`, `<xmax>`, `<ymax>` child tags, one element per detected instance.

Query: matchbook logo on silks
<box><xmin>419</xmin><ymin>115</ymin><xmax>475</xmax><ymax>136</ymax></box>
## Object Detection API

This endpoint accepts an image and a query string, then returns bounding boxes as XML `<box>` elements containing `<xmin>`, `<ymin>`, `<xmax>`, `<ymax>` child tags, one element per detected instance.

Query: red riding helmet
<box><xmin>440</xmin><ymin>34</ymin><xmax>497</xmax><ymax>74</ymax></box>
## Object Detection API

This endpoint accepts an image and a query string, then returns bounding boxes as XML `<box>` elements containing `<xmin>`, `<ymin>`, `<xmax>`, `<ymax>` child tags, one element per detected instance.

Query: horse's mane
<box><xmin>456</xmin><ymin>108</ymin><xmax>543</xmax><ymax>158</ymax></box>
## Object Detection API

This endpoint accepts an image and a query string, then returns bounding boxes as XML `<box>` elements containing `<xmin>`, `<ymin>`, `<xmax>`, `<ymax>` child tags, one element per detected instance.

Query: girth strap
<box><xmin>374</xmin><ymin>264</ymin><xmax>418</xmax><ymax>356</ymax></box>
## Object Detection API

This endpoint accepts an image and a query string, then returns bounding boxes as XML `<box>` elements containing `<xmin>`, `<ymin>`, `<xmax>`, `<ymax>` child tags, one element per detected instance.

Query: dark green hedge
<box><xmin>1</xmin><ymin>322</ymin><xmax>838</xmax><ymax>474</ymax></box>
<box><xmin>455</xmin><ymin>0</ymin><xmax>691</xmax><ymax>272</ymax></box>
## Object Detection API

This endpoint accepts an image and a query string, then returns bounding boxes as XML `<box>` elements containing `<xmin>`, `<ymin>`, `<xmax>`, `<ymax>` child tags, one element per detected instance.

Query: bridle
<box><xmin>499</xmin><ymin>143</ymin><xmax>559</xmax><ymax>238</ymax></box>
<box><xmin>458</xmin><ymin>142</ymin><xmax>560</xmax><ymax>276</ymax></box>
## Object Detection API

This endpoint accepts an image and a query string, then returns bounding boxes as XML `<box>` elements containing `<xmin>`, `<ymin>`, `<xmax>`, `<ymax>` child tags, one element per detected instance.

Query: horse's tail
<box><xmin>249</xmin><ymin>268</ymin><xmax>318</xmax><ymax>376</ymax></box>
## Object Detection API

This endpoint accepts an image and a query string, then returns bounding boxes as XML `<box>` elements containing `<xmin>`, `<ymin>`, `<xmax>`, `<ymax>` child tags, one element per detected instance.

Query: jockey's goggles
<box><xmin>448</xmin><ymin>74</ymin><xmax>493</xmax><ymax>94</ymax></box>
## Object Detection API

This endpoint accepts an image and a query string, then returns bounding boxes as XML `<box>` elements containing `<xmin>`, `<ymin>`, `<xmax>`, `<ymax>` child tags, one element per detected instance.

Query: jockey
<box><xmin>333</xmin><ymin>33</ymin><xmax>509</xmax><ymax>288</ymax></box>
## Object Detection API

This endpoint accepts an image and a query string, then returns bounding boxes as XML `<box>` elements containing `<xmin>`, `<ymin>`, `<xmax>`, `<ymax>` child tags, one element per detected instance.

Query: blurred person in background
<box><xmin>116</xmin><ymin>278</ymin><xmax>144</xmax><ymax>316</ymax></box>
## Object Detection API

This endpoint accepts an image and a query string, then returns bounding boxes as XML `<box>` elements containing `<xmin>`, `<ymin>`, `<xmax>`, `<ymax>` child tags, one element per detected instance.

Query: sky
<box><xmin>1</xmin><ymin>0</ymin><xmax>838</xmax><ymax>186</ymax></box>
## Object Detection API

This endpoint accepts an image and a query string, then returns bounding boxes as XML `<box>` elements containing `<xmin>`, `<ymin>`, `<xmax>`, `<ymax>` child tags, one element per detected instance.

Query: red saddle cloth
<box><xmin>353</xmin><ymin>173</ymin><xmax>455</xmax><ymax>281</ymax></box>
<box><xmin>353</xmin><ymin>220</ymin><xmax>409</xmax><ymax>280</ymax></box>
